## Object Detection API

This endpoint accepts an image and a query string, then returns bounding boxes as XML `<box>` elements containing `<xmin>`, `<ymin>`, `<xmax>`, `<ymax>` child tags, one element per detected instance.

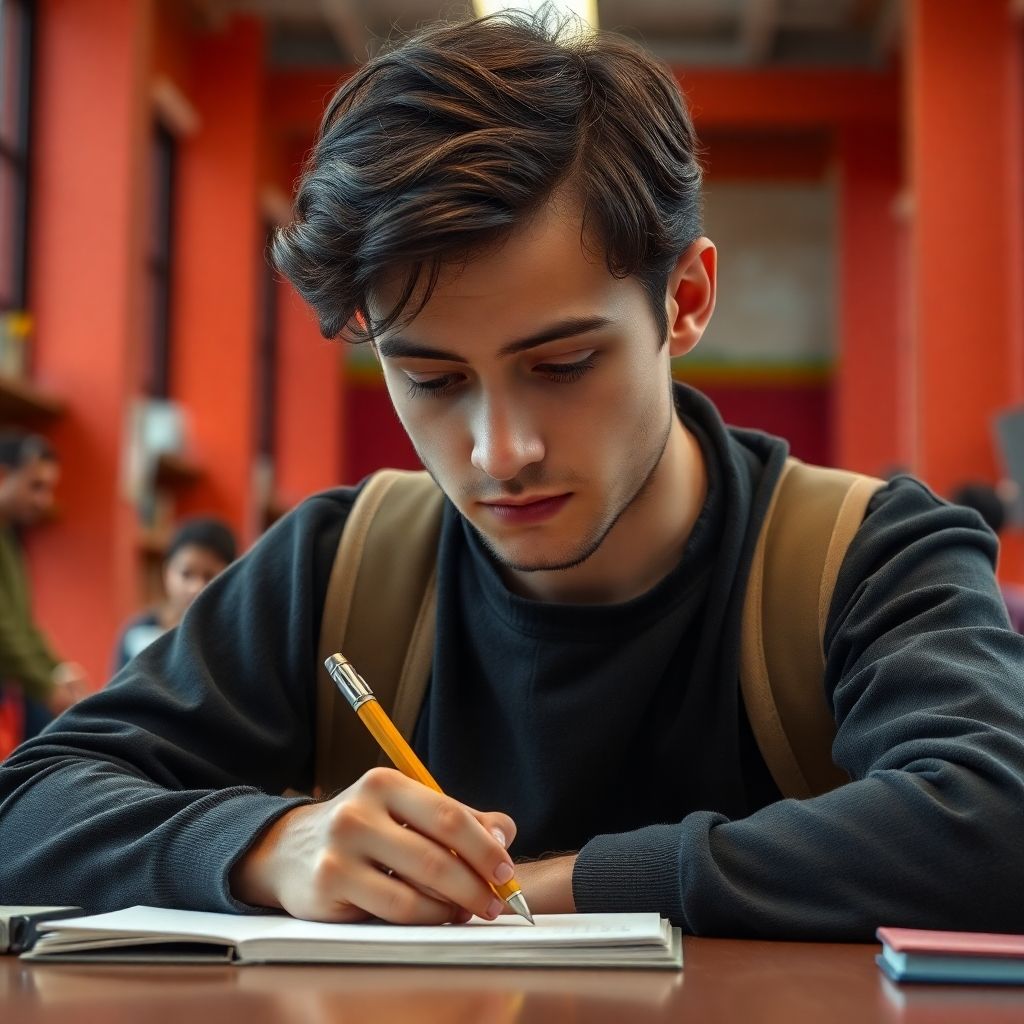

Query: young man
<box><xmin>0</xmin><ymin>432</ymin><xmax>89</xmax><ymax>736</ymax></box>
<box><xmin>3</xmin><ymin>14</ymin><xmax>1024</xmax><ymax>939</ymax></box>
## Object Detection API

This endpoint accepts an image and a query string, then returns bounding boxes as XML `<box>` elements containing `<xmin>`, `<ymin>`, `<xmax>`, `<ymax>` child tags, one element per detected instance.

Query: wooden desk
<box><xmin>3</xmin><ymin>937</ymin><xmax>1024</xmax><ymax>1023</ymax></box>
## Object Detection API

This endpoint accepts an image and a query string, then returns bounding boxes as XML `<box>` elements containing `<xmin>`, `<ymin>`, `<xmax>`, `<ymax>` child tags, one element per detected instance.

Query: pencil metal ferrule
<box><xmin>324</xmin><ymin>654</ymin><xmax>377</xmax><ymax>711</ymax></box>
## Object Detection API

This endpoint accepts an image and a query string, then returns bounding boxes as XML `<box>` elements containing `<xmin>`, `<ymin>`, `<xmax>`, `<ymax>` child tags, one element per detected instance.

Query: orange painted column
<box><xmin>834</xmin><ymin>124</ymin><xmax>905</xmax><ymax>477</ymax></box>
<box><xmin>271</xmin><ymin>135</ymin><xmax>346</xmax><ymax>503</ymax></box>
<box><xmin>906</xmin><ymin>0</ymin><xmax>1024</xmax><ymax>579</ymax></box>
<box><xmin>27</xmin><ymin>0</ymin><xmax>153</xmax><ymax>685</ymax></box>
<box><xmin>171</xmin><ymin>17</ymin><xmax>264</xmax><ymax>543</ymax></box>
<box><xmin>275</xmin><ymin>285</ymin><xmax>346</xmax><ymax>502</ymax></box>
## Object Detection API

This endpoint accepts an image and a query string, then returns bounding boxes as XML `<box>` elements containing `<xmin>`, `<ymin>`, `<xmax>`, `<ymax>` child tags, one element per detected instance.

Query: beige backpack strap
<box><xmin>315</xmin><ymin>470</ymin><xmax>445</xmax><ymax>795</ymax></box>
<box><xmin>740</xmin><ymin>457</ymin><xmax>884</xmax><ymax>799</ymax></box>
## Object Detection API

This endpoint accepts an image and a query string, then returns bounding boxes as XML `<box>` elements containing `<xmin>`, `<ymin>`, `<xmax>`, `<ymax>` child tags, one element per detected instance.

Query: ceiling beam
<box><xmin>678</xmin><ymin>67</ymin><xmax>900</xmax><ymax>127</ymax></box>
<box><xmin>739</xmin><ymin>0</ymin><xmax>779</xmax><ymax>64</ymax></box>
<box><xmin>872</xmin><ymin>0</ymin><xmax>903</xmax><ymax>61</ymax></box>
<box><xmin>320</xmin><ymin>0</ymin><xmax>372</xmax><ymax>63</ymax></box>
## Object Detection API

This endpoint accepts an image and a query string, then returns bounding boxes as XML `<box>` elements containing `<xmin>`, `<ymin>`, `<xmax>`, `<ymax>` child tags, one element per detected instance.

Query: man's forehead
<box><xmin>369</xmin><ymin>199</ymin><xmax>620</xmax><ymax>333</ymax></box>
<box><xmin>371</xmin><ymin>246</ymin><xmax>640</xmax><ymax>362</ymax></box>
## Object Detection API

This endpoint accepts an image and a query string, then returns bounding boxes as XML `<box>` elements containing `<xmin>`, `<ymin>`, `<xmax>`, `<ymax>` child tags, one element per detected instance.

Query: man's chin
<box><xmin>474</xmin><ymin>530</ymin><xmax>602</xmax><ymax>575</ymax></box>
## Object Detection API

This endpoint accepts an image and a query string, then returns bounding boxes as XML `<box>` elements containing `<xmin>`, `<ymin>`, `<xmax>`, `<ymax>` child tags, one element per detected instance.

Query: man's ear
<box><xmin>664</xmin><ymin>238</ymin><xmax>717</xmax><ymax>359</ymax></box>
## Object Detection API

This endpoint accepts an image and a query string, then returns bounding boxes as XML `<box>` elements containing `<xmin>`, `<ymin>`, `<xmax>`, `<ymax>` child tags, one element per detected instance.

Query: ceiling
<box><xmin>188</xmin><ymin>0</ymin><xmax>903</xmax><ymax>69</ymax></box>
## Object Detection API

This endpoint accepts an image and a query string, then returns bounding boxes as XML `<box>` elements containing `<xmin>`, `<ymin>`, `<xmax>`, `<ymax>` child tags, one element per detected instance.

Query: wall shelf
<box><xmin>137</xmin><ymin>527</ymin><xmax>169</xmax><ymax>559</ymax></box>
<box><xmin>154</xmin><ymin>452</ymin><xmax>202</xmax><ymax>488</ymax></box>
<box><xmin>0</xmin><ymin>375</ymin><xmax>65</xmax><ymax>423</ymax></box>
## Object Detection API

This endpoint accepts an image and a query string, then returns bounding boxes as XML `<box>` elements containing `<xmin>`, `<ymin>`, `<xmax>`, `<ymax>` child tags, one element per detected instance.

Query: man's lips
<box><xmin>478</xmin><ymin>493</ymin><xmax>572</xmax><ymax>524</ymax></box>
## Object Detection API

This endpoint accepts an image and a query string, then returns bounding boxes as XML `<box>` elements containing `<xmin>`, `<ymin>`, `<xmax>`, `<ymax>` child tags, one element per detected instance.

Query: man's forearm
<box><xmin>512</xmin><ymin>853</ymin><xmax>577</xmax><ymax>915</ymax></box>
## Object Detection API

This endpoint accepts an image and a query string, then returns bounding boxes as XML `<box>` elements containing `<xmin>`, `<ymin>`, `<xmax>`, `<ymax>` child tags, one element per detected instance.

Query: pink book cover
<box><xmin>877</xmin><ymin>927</ymin><xmax>1024</xmax><ymax>959</ymax></box>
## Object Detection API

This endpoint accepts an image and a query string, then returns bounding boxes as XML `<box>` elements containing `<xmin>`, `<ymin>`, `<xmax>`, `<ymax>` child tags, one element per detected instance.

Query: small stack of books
<box><xmin>877</xmin><ymin>927</ymin><xmax>1024</xmax><ymax>984</ymax></box>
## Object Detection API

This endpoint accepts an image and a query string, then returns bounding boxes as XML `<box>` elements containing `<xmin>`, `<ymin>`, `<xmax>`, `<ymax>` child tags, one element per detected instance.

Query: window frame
<box><xmin>145</xmin><ymin>120</ymin><xmax>177</xmax><ymax>398</ymax></box>
<box><xmin>255</xmin><ymin>223</ymin><xmax>279</xmax><ymax>462</ymax></box>
<box><xmin>0</xmin><ymin>0</ymin><xmax>35</xmax><ymax>313</ymax></box>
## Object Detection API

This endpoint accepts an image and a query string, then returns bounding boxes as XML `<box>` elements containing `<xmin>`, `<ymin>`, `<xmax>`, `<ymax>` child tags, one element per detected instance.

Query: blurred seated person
<box><xmin>111</xmin><ymin>517</ymin><xmax>237</xmax><ymax>673</ymax></box>
<box><xmin>950</xmin><ymin>480</ymin><xmax>1024</xmax><ymax>633</ymax></box>
<box><xmin>0</xmin><ymin>431</ymin><xmax>89</xmax><ymax>741</ymax></box>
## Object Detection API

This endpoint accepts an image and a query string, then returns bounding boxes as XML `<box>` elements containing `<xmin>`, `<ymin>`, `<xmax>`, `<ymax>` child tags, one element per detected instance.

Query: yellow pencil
<box><xmin>324</xmin><ymin>653</ymin><xmax>534</xmax><ymax>923</ymax></box>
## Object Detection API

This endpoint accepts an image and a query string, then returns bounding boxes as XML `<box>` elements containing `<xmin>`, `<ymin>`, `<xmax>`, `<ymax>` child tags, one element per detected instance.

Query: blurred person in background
<box><xmin>111</xmin><ymin>517</ymin><xmax>237</xmax><ymax>673</ymax></box>
<box><xmin>0</xmin><ymin>431</ymin><xmax>89</xmax><ymax>740</ymax></box>
<box><xmin>950</xmin><ymin>480</ymin><xmax>1024</xmax><ymax>633</ymax></box>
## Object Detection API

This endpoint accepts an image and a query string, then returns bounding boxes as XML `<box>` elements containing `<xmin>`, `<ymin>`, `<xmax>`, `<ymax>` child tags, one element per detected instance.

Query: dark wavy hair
<box><xmin>0</xmin><ymin>431</ymin><xmax>57</xmax><ymax>469</ymax></box>
<box><xmin>166</xmin><ymin>517</ymin><xmax>237</xmax><ymax>566</ymax></box>
<box><xmin>272</xmin><ymin>11</ymin><xmax>704</xmax><ymax>345</ymax></box>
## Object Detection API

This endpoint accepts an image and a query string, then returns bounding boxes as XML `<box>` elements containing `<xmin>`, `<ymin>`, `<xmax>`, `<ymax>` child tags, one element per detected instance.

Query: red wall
<box><xmin>26</xmin><ymin>0</ymin><xmax>153</xmax><ymax>682</ymax></box>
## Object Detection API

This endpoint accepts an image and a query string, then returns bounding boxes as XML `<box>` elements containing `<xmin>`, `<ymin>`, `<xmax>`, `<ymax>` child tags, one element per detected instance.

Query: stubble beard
<box><xmin>415</xmin><ymin>394</ymin><xmax>676</xmax><ymax>576</ymax></box>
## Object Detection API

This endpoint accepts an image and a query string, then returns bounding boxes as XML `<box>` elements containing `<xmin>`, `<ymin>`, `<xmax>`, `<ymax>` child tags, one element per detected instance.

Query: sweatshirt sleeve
<box><xmin>573</xmin><ymin>476</ymin><xmax>1024</xmax><ymax>939</ymax></box>
<box><xmin>0</xmin><ymin>488</ymin><xmax>354</xmax><ymax>914</ymax></box>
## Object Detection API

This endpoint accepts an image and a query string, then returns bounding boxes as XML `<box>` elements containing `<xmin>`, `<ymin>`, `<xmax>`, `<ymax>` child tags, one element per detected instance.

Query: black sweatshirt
<box><xmin>3</xmin><ymin>385</ymin><xmax>1024</xmax><ymax>940</ymax></box>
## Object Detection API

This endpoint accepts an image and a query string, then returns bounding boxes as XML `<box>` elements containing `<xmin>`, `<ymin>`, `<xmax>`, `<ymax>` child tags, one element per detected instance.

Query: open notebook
<box><xmin>23</xmin><ymin>906</ymin><xmax>682</xmax><ymax>969</ymax></box>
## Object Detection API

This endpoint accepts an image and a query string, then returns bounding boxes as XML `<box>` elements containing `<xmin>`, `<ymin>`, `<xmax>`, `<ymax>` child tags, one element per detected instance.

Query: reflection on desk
<box><xmin>4</xmin><ymin>937</ymin><xmax>1024</xmax><ymax>1024</ymax></box>
<box><xmin>880</xmin><ymin>975</ymin><xmax>1024</xmax><ymax>1024</ymax></box>
<box><xmin>8</xmin><ymin>957</ymin><xmax>683</xmax><ymax>1024</ymax></box>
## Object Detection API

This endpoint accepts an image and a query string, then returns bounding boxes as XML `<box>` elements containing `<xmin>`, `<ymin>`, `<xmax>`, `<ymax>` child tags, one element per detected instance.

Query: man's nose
<box><xmin>470</xmin><ymin>398</ymin><xmax>544</xmax><ymax>482</ymax></box>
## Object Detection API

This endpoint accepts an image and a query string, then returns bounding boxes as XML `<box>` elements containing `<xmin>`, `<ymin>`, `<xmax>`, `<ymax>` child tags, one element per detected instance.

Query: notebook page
<box><xmin>39</xmin><ymin>907</ymin><xmax>666</xmax><ymax>949</ymax></box>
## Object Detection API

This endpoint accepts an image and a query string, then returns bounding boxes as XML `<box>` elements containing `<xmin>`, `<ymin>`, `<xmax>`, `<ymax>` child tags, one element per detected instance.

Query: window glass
<box><xmin>0</xmin><ymin>0</ymin><xmax>26</xmax><ymax>149</ymax></box>
<box><xmin>0</xmin><ymin>160</ymin><xmax>14</xmax><ymax>307</ymax></box>
<box><xmin>0</xmin><ymin>0</ymin><xmax>30</xmax><ymax>312</ymax></box>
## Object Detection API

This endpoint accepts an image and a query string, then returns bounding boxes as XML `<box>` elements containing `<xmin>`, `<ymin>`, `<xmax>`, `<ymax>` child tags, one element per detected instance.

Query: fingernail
<box><xmin>486</xmin><ymin>898</ymin><xmax>504</xmax><ymax>919</ymax></box>
<box><xmin>493</xmin><ymin>861</ymin><xmax>513</xmax><ymax>884</ymax></box>
<box><xmin>490</xmin><ymin>827</ymin><xmax>507</xmax><ymax>848</ymax></box>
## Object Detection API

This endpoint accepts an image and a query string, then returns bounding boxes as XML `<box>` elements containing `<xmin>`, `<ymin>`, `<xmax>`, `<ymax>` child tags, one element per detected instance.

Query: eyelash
<box><xmin>405</xmin><ymin>355</ymin><xmax>598</xmax><ymax>399</ymax></box>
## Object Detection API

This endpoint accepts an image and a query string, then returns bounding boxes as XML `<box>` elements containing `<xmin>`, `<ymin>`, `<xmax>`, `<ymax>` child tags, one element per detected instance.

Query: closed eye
<box><xmin>536</xmin><ymin>351</ymin><xmax>597</xmax><ymax>381</ymax></box>
<box><xmin>404</xmin><ymin>373</ymin><xmax>462</xmax><ymax>398</ymax></box>
<box><xmin>403</xmin><ymin>350</ymin><xmax>599</xmax><ymax>399</ymax></box>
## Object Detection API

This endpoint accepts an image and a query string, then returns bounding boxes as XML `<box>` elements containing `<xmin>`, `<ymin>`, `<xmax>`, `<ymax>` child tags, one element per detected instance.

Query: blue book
<box><xmin>877</xmin><ymin>926</ymin><xmax>1024</xmax><ymax>985</ymax></box>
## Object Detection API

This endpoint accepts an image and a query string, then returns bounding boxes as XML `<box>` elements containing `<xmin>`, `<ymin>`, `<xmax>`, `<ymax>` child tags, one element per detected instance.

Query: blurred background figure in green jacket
<box><xmin>0</xmin><ymin>431</ymin><xmax>89</xmax><ymax>752</ymax></box>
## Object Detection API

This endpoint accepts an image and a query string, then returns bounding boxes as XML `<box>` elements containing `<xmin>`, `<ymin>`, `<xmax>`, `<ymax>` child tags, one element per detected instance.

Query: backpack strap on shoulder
<box><xmin>739</xmin><ymin>457</ymin><xmax>884</xmax><ymax>799</ymax></box>
<box><xmin>315</xmin><ymin>470</ymin><xmax>444</xmax><ymax>795</ymax></box>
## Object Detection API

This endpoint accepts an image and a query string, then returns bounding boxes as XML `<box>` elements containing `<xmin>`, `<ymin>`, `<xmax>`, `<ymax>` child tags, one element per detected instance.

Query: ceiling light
<box><xmin>472</xmin><ymin>1</ymin><xmax>599</xmax><ymax>32</ymax></box>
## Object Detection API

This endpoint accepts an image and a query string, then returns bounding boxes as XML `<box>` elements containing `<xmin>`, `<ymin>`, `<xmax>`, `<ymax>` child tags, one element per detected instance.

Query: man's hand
<box><xmin>231</xmin><ymin>767</ymin><xmax>518</xmax><ymax>925</ymax></box>
<box><xmin>507</xmin><ymin>855</ymin><xmax>577</xmax><ymax>915</ymax></box>
<box><xmin>46</xmin><ymin>661</ymin><xmax>90</xmax><ymax>715</ymax></box>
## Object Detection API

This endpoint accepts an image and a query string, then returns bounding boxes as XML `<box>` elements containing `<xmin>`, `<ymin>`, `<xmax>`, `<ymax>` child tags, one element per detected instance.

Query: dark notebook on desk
<box><xmin>0</xmin><ymin>906</ymin><xmax>84</xmax><ymax>954</ymax></box>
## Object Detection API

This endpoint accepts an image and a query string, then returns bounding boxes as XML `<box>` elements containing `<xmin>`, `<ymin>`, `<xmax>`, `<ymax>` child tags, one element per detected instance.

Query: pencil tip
<box><xmin>505</xmin><ymin>890</ymin><xmax>535</xmax><ymax>924</ymax></box>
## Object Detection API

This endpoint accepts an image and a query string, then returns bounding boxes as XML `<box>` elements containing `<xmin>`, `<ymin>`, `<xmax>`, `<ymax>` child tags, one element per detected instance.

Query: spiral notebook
<box><xmin>23</xmin><ymin>906</ymin><xmax>683</xmax><ymax>969</ymax></box>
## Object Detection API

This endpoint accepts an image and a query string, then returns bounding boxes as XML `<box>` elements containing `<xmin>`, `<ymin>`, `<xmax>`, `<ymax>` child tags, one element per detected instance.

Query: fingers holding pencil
<box><xmin>324</xmin><ymin>653</ymin><xmax>534</xmax><ymax>924</ymax></box>
<box><xmin>230</xmin><ymin>764</ymin><xmax>521</xmax><ymax>925</ymax></box>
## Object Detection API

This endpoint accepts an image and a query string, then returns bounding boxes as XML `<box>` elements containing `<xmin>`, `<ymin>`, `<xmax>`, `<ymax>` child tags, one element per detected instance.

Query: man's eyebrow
<box><xmin>376</xmin><ymin>315</ymin><xmax>613</xmax><ymax>362</ymax></box>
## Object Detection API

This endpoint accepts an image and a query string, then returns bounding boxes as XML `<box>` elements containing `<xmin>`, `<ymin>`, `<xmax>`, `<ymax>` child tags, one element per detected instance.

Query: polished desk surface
<box><xmin>4</xmin><ymin>937</ymin><xmax>1024</xmax><ymax>1024</ymax></box>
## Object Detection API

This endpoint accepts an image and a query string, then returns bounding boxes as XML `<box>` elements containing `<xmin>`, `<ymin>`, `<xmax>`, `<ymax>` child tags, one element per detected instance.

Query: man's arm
<box><xmin>572</xmin><ymin>478</ymin><xmax>1024</xmax><ymax>939</ymax></box>
<box><xmin>510</xmin><ymin>854</ymin><xmax>577</xmax><ymax>914</ymax></box>
<box><xmin>0</xmin><ymin>494</ymin><xmax>347</xmax><ymax>913</ymax></box>
<box><xmin>1</xmin><ymin>488</ymin><xmax>519</xmax><ymax>924</ymax></box>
